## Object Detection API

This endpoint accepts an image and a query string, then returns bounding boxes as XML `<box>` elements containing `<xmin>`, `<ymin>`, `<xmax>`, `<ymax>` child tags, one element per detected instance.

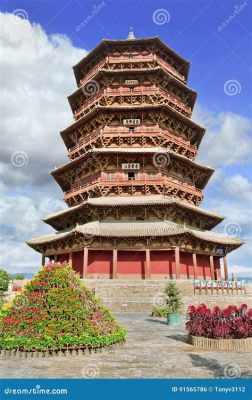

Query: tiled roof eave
<box><xmin>27</xmin><ymin>221</ymin><xmax>243</xmax><ymax>249</ymax></box>
<box><xmin>60</xmin><ymin>103</ymin><xmax>205</xmax><ymax>137</ymax></box>
<box><xmin>42</xmin><ymin>196</ymin><xmax>224</xmax><ymax>223</ymax></box>
<box><xmin>68</xmin><ymin>66</ymin><xmax>197</xmax><ymax>101</ymax></box>
<box><xmin>73</xmin><ymin>37</ymin><xmax>190</xmax><ymax>71</ymax></box>
<box><xmin>50</xmin><ymin>147</ymin><xmax>213</xmax><ymax>177</ymax></box>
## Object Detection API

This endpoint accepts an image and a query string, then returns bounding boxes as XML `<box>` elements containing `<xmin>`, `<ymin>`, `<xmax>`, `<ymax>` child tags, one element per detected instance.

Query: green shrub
<box><xmin>151</xmin><ymin>306</ymin><xmax>168</xmax><ymax>317</ymax></box>
<box><xmin>151</xmin><ymin>281</ymin><xmax>183</xmax><ymax>317</ymax></box>
<box><xmin>0</xmin><ymin>269</ymin><xmax>11</xmax><ymax>292</ymax></box>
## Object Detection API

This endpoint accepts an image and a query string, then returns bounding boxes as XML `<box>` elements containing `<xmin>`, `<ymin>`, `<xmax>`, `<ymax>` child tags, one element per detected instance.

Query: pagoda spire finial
<box><xmin>127</xmin><ymin>27</ymin><xmax>135</xmax><ymax>40</ymax></box>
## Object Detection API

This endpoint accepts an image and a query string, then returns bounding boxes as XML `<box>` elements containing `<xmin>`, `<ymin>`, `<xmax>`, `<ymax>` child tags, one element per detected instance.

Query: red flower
<box><xmin>186</xmin><ymin>304</ymin><xmax>252</xmax><ymax>339</ymax></box>
<box><xmin>247</xmin><ymin>309</ymin><xmax>252</xmax><ymax>317</ymax></box>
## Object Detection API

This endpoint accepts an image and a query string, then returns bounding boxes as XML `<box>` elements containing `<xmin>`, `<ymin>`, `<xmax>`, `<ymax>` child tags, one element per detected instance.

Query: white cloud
<box><xmin>203</xmin><ymin>173</ymin><xmax>252</xmax><ymax>277</ymax></box>
<box><xmin>193</xmin><ymin>105</ymin><xmax>252</xmax><ymax>167</ymax></box>
<box><xmin>193</xmin><ymin>106</ymin><xmax>252</xmax><ymax>278</ymax></box>
<box><xmin>0</xmin><ymin>12</ymin><xmax>87</xmax><ymax>189</ymax></box>
<box><xmin>0</xmin><ymin>242</ymin><xmax>42</xmax><ymax>275</ymax></box>
<box><xmin>216</xmin><ymin>174</ymin><xmax>252</xmax><ymax>204</ymax></box>
<box><xmin>205</xmin><ymin>173</ymin><xmax>252</xmax><ymax>233</ymax></box>
<box><xmin>0</xmin><ymin>12</ymin><xmax>87</xmax><ymax>273</ymax></box>
<box><xmin>228</xmin><ymin>265</ymin><xmax>252</xmax><ymax>279</ymax></box>
<box><xmin>0</xmin><ymin>12</ymin><xmax>251</xmax><ymax>279</ymax></box>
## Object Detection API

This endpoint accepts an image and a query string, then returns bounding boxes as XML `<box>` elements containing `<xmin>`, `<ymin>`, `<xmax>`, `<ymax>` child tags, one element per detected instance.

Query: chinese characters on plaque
<box><xmin>122</xmin><ymin>163</ymin><xmax>140</xmax><ymax>170</ymax></box>
<box><xmin>123</xmin><ymin>118</ymin><xmax>141</xmax><ymax>125</ymax></box>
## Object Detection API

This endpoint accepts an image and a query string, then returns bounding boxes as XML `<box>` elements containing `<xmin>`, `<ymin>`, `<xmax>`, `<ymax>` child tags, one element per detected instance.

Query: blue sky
<box><xmin>0</xmin><ymin>0</ymin><xmax>251</xmax><ymax>276</ymax></box>
<box><xmin>2</xmin><ymin>0</ymin><xmax>251</xmax><ymax>114</ymax></box>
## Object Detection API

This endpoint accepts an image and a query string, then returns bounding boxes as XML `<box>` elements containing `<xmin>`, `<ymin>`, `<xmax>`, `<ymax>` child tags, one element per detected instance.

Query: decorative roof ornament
<box><xmin>127</xmin><ymin>27</ymin><xmax>135</xmax><ymax>40</ymax></box>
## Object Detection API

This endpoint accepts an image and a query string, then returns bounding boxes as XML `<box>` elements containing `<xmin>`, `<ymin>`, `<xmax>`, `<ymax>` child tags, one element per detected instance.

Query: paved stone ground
<box><xmin>0</xmin><ymin>313</ymin><xmax>251</xmax><ymax>379</ymax></box>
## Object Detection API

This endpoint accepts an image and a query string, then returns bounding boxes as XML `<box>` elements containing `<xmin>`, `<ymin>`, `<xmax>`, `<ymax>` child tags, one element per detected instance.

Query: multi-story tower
<box><xmin>28</xmin><ymin>32</ymin><xmax>243</xmax><ymax>280</ymax></box>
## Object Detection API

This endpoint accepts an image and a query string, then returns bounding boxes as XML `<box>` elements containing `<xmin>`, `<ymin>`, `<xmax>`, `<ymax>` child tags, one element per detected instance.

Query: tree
<box><xmin>0</xmin><ymin>269</ymin><xmax>11</xmax><ymax>292</ymax></box>
<box><xmin>165</xmin><ymin>281</ymin><xmax>183</xmax><ymax>314</ymax></box>
<box><xmin>11</xmin><ymin>273</ymin><xmax>25</xmax><ymax>280</ymax></box>
<box><xmin>152</xmin><ymin>281</ymin><xmax>183</xmax><ymax>317</ymax></box>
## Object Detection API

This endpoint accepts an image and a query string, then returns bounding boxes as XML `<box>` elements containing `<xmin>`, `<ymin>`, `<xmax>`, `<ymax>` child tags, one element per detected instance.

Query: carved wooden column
<box><xmin>192</xmin><ymin>252</ymin><xmax>198</xmax><ymax>279</ymax></box>
<box><xmin>223</xmin><ymin>256</ymin><xmax>229</xmax><ymax>281</ymax></box>
<box><xmin>209</xmin><ymin>254</ymin><xmax>215</xmax><ymax>280</ymax></box>
<box><xmin>112</xmin><ymin>249</ymin><xmax>117</xmax><ymax>279</ymax></box>
<box><xmin>175</xmin><ymin>247</ymin><xmax>180</xmax><ymax>279</ymax></box>
<box><xmin>42</xmin><ymin>254</ymin><xmax>45</xmax><ymax>266</ymax></box>
<box><xmin>146</xmin><ymin>249</ymin><xmax>151</xmax><ymax>279</ymax></box>
<box><xmin>83</xmin><ymin>247</ymin><xmax>88</xmax><ymax>278</ymax></box>
<box><xmin>69</xmin><ymin>251</ymin><xmax>73</xmax><ymax>268</ymax></box>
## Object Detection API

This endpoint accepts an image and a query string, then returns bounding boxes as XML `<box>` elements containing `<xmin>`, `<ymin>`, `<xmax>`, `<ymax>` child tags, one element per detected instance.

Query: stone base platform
<box><xmin>82</xmin><ymin>279</ymin><xmax>252</xmax><ymax>313</ymax></box>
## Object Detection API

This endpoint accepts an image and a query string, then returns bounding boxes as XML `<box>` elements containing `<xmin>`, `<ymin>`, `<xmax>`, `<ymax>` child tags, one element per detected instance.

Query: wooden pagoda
<box><xmin>27</xmin><ymin>33</ymin><xmax>243</xmax><ymax>280</ymax></box>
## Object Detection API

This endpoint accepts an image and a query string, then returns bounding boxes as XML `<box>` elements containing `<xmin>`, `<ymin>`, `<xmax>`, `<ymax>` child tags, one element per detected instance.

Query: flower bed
<box><xmin>0</xmin><ymin>263</ymin><xmax>126</xmax><ymax>353</ymax></box>
<box><xmin>186</xmin><ymin>304</ymin><xmax>252</xmax><ymax>350</ymax></box>
<box><xmin>188</xmin><ymin>334</ymin><xmax>252</xmax><ymax>350</ymax></box>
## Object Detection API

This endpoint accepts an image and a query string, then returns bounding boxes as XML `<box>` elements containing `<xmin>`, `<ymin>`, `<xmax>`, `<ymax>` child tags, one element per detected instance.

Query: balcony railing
<box><xmin>68</xmin><ymin>129</ymin><xmax>103</xmax><ymax>155</ymax></box>
<box><xmin>79</xmin><ymin>58</ymin><xmax>106</xmax><ymax>86</ymax></box>
<box><xmin>64</xmin><ymin>173</ymin><xmax>202</xmax><ymax>201</ymax></box>
<box><xmin>105</xmin><ymin>86</ymin><xmax>189</xmax><ymax>114</ymax></box>
<box><xmin>78</xmin><ymin>54</ymin><xmax>186</xmax><ymax>88</ymax></box>
<box><xmin>68</xmin><ymin>126</ymin><xmax>197</xmax><ymax>159</ymax></box>
<box><xmin>155</xmin><ymin>55</ymin><xmax>185</xmax><ymax>82</ymax></box>
<box><xmin>73</xmin><ymin>86</ymin><xmax>191</xmax><ymax>121</ymax></box>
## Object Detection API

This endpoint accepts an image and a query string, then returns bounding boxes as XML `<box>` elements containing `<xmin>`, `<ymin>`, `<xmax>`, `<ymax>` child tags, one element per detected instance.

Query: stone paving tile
<box><xmin>0</xmin><ymin>313</ymin><xmax>251</xmax><ymax>379</ymax></box>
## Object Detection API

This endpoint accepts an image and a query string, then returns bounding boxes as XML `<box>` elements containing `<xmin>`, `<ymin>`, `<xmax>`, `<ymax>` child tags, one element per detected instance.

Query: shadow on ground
<box><xmin>145</xmin><ymin>318</ymin><xmax>167</xmax><ymax>325</ymax></box>
<box><xmin>166</xmin><ymin>334</ymin><xmax>187</xmax><ymax>343</ymax></box>
<box><xmin>188</xmin><ymin>353</ymin><xmax>252</xmax><ymax>378</ymax></box>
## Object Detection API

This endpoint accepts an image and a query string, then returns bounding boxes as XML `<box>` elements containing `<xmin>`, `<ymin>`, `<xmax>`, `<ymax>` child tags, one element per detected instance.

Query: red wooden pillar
<box><xmin>54</xmin><ymin>254</ymin><xmax>58</xmax><ymax>263</ymax></box>
<box><xmin>175</xmin><ymin>247</ymin><xmax>180</xmax><ymax>279</ymax></box>
<box><xmin>209</xmin><ymin>255</ymin><xmax>215</xmax><ymax>280</ymax></box>
<box><xmin>42</xmin><ymin>254</ymin><xmax>45</xmax><ymax>266</ymax></box>
<box><xmin>146</xmin><ymin>249</ymin><xmax>151</xmax><ymax>279</ymax></box>
<box><xmin>223</xmin><ymin>256</ymin><xmax>229</xmax><ymax>281</ymax></box>
<box><xmin>83</xmin><ymin>247</ymin><xmax>88</xmax><ymax>278</ymax></box>
<box><xmin>192</xmin><ymin>253</ymin><xmax>198</xmax><ymax>279</ymax></box>
<box><xmin>112</xmin><ymin>249</ymin><xmax>117</xmax><ymax>279</ymax></box>
<box><xmin>69</xmin><ymin>251</ymin><xmax>73</xmax><ymax>268</ymax></box>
